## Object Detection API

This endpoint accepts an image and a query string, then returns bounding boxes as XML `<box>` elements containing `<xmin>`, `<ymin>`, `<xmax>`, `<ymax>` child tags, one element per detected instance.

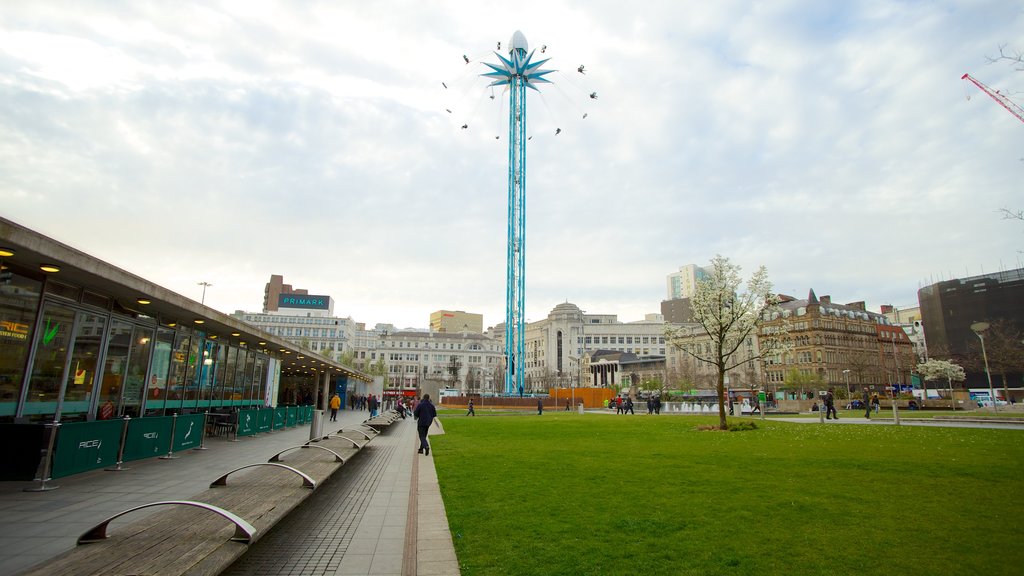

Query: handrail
<box><xmin>322</xmin><ymin>434</ymin><xmax>361</xmax><ymax>449</ymax></box>
<box><xmin>78</xmin><ymin>500</ymin><xmax>256</xmax><ymax>544</ymax></box>
<box><xmin>269</xmin><ymin>444</ymin><xmax>345</xmax><ymax>464</ymax></box>
<box><xmin>334</xmin><ymin>427</ymin><xmax>374</xmax><ymax>441</ymax></box>
<box><xmin>210</xmin><ymin>463</ymin><xmax>316</xmax><ymax>489</ymax></box>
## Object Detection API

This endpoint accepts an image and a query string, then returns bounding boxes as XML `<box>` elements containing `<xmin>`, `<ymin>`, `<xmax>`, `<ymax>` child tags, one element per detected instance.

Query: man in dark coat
<box><xmin>825</xmin><ymin>388</ymin><xmax>838</xmax><ymax>420</ymax></box>
<box><xmin>413</xmin><ymin>394</ymin><xmax>437</xmax><ymax>456</ymax></box>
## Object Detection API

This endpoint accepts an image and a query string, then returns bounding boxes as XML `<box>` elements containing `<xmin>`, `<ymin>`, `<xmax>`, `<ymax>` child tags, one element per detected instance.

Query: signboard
<box><xmin>52</xmin><ymin>420</ymin><xmax>122</xmax><ymax>478</ymax></box>
<box><xmin>124</xmin><ymin>416</ymin><xmax>174</xmax><ymax>461</ymax></box>
<box><xmin>277</xmin><ymin>294</ymin><xmax>330</xmax><ymax>310</ymax></box>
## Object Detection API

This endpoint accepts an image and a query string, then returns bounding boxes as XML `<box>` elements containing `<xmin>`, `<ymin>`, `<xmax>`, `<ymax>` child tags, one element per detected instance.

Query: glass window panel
<box><xmin>24</xmin><ymin>303</ymin><xmax>76</xmax><ymax>420</ymax></box>
<box><xmin>243</xmin><ymin>350</ymin><xmax>256</xmax><ymax>402</ymax></box>
<box><xmin>59</xmin><ymin>311</ymin><xmax>107</xmax><ymax>421</ymax></box>
<box><xmin>166</xmin><ymin>330</ymin><xmax>192</xmax><ymax>412</ymax></box>
<box><xmin>98</xmin><ymin>319</ymin><xmax>133</xmax><ymax>420</ymax></box>
<box><xmin>145</xmin><ymin>328</ymin><xmax>175</xmax><ymax>415</ymax></box>
<box><xmin>220</xmin><ymin>347</ymin><xmax>236</xmax><ymax>401</ymax></box>
<box><xmin>0</xmin><ymin>268</ymin><xmax>43</xmax><ymax>419</ymax></box>
<box><xmin>120</xmin><ymin>325</ymin><xmax>153</xmax><ymax>418</ymax></box>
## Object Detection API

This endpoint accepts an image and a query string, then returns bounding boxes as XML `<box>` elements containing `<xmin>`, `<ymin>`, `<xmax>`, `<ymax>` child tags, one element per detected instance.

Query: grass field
<box><xmin>431</xmin><ymin>413</ymin><xmax>1023</xmax><ymax>576</ymax></box>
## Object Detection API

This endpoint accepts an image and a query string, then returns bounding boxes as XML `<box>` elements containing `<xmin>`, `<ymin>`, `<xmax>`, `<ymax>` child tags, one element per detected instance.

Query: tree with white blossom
<box><xmin>916</xmin><ymin>359</ymin><xmax>966</xmax><ymax>410</ymax></box>
<box><xmin>665</xmin><ymin>255</ymin><xmax>784</xmax><ymax>430</ymax></box>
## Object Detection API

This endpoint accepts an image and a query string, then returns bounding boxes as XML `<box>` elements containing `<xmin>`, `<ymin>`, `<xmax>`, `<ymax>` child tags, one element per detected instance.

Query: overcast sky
<box><xmin>2</xmin><ymin>1</ymin><xmax>1021</xmax><ymax>330</ymax></box>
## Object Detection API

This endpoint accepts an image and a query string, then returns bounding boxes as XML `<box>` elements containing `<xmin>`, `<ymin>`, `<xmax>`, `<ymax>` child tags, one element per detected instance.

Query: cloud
<box><xmin>1</xmin><ymin>0</ymin><xmax>1021</xmax><ymax>329</ymax></box>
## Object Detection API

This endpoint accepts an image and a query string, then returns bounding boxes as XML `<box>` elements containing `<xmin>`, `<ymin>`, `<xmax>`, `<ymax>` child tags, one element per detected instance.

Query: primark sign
<box><xmin>278</xmin><ymin>294</ymin><xmax>330</xmax><ymax>310</ymax></box>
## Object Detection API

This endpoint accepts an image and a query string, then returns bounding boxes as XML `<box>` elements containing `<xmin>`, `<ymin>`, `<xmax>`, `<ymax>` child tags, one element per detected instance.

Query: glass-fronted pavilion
<box><xmin>0</xmin><ymin>217</ymin><xmax>370</xmax><ymax>425</ymax></box>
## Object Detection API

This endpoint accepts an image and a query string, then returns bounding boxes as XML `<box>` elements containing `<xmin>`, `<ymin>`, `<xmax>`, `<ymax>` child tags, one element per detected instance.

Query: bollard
<box><xmin>159</xmin><ymin>413</ymin><xmax>180</xmax><ymax>459</ymax></box>
<box><xmin>194</xmin><ymin>412</ymin><xmax>209</xmax><ymax>451</ymax></box>
<box><xmin>24</xmin><ymin>420</ymin><xmax>61</xmax><ymax>492</ymax></box>
<box><xmin>818</xmin><ymin>401</ymin><xmax>825</xmax><ymax>424</ymax></box>
<box><xmin>105</xmin><ymin>416</ymin><xmax>132</xmax><ymax>471</ymax></box>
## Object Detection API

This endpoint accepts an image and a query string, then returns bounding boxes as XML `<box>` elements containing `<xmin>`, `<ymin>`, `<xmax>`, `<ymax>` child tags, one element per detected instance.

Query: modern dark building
<box><xmin>918</xmin><ymin>268</ymin><xmax>1024</xmax><ymax>388</ymax></box>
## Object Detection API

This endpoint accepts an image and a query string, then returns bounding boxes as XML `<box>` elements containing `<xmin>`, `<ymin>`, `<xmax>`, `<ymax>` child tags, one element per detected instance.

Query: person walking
<box><xmin>871</xmin><ymin>392</ymin><xmax>880</xmax><ymax>414</ymax></box>
<box><xmin>329</xmin><ymin>392</ymin><xmax>341</xmax><ymax>422</ymax></box>
<box><xmin>654</xmin><ymin>395</ymin><xmax>662</xmax><ymax>415</ymax></box>
<box><xmin>624</xmin><ymin>396</ymin><xmax>634</xmax><ymax>415</ymax></box>
<box><xmin>467</xmin><ymin>399</ymin><xmax>476</xmax><ymax>416</ymax></box>
<box><xmin>825</xmin><ymin>388</ymin><xmax>838</xmax><ymax>420</ymax></box>
<box><xmin>615</xmin><ymin>396</ymin><xmax>623</xmax><ymax>414</ymax></box>
<box><xmin>862</xmin><ymin>387</ymin><xmax>872</xmax><ymax>419</ymax></box>
<box><xmin>537</xmin><ymin>397</ymin><xmax>544</xmax><ymax>415</ymax></box>
<box><xmin>413</xmin><ymin>393</ymin><xmax>437</xmax><ymax>456</ymax></box>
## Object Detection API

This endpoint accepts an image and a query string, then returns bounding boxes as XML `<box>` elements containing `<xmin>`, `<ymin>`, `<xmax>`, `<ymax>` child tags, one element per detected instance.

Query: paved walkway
<box><xmin>0</xmin><ymin>410</ymin><xmax>459</xmax><ymax>576</ymax></box>
<box><xmin>762</xmin><ymin>415</ymin><xmax>1024</xmax><ymax>429</ymax></box>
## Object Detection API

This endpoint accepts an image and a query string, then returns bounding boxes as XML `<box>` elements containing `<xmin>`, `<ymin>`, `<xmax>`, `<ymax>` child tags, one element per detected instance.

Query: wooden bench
<box><xmin>20</xmin><ymin>427</ymin><xmax>381</xmax><ymax>576</ymax></box>
<box><xmin>362</xmin><ymin>409</ymin><xmax>402</xmax><ymax>432</ymax></box>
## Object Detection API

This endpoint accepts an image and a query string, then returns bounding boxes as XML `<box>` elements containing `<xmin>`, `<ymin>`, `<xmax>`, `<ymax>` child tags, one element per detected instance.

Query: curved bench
<box><xmin>78</xmin><ymin>501</ymin><xmax>256</xmax><ymax>544</ymax></box>
<box><xmin>210</xmin><ymin>463</ymin><xmax>316</xmax><ymax>489</ymax></box>
<box><xmin>269</xmin><ymin>444</ymin><xmax>346</xmax><ymax>464</ymax></box>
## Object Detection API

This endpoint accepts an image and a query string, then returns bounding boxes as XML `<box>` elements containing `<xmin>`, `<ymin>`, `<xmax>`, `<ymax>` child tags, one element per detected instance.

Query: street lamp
<box><xmin>197</xmin><ymin>281</ymin><xmax>212</xmax><ymax>305</ymax></box>
<box><xmin>842</xmin><ymin>369</ymin><xmax>851</xmax><ymax>409</ymax></box>
<box><xmin>889</xmin><ymin>332</ymin><xmax>901</xmax><ymax>426</ymax></box>
<box><xmin>970</xmin><ymin>322</ymin><xmax>998</xmax><ymax>413</ymax></box>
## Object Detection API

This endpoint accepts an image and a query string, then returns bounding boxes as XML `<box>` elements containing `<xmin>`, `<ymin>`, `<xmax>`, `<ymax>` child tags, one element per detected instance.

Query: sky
<box><xmin>1</xmin><ymin>1</ymin><xmax>1022</xmax><ymax>330</ymax></box>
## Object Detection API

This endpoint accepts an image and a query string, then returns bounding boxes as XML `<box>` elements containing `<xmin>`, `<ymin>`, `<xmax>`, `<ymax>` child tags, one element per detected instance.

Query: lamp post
<box><xmin>889</xmin><ymin>332</ymin><xmax>901</xmax><ymax>426</ymax></box>
<box><xmin>197</xmin><ymin>281</ymin><xmax>212</xmax><ymax>305</ymax></box>
<box><xmin>970</xmin><ymin>322</ymin><xmax>998</xmax><ymax>413</ymax></box>
<box><xmin>843</xmin><ymin>369</ymin><xmax>851</xmax><ymax>410</ymax></box>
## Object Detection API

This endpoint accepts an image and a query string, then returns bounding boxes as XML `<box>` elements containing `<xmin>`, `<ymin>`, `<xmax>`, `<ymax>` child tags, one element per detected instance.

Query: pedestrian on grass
<box><xmin>467</xmin><ymin>399</ymin><xmax>475</xmax><ymax>416</ymax></box>
<box><xmin>624</xmin><ymin>396</ymin><xmax>634</xmax><ymax>415</ymax></box>
<box><xmin>647</xmin><ymin>396</ymin><xmax>654</xmax><ymax>415</ymax></box>
<box><xmin>871</xmin><ymin>392</ymin><xmax>880</xmax><ymax>413</ymax></box>
<box><xmin>565</xmin><ymin>399</ymin><xmax>571</xmax><ymax>411</ymax></box>
<box><xmin>329</xmin><ymin>393</ymin><xmax>341</xmax><ymax>422</ymax></box>
<box><xmin>413</xmin><ymin>393</ymin><xmax>436</xmax><ymax>456</ymax></box>
<box><xmin>825</xmin><ymin>388</ymin><xmax>838</xmax><ymax>420</ymax></box>
<box><xmin>615</xmin><ymin>396</ymin><xmax>623</xmax><ymax>414</ymax></box>
<box><xmin>654</xmin><ymin>395</ymin><xmax>662</xmax><ymax>415</ymax></box>
<box><xmin>537</xmin><ymin>397</ymin><xmax>544</xmax><ymax>415</ymax></box>
<box><xmin>862</xmin><ymin>387</ymin><xmax>871</xmax><ymax>420</ymax></box>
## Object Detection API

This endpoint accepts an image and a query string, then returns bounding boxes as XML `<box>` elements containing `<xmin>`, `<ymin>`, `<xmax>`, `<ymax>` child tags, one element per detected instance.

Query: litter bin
<box><xmin>310</xmin><ymin>409</ymin><xmax>325</xmax><ymax>441</ymax></box>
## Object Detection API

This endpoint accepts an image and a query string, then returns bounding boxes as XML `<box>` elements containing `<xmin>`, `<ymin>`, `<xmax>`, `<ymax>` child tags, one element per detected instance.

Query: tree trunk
<box><xmin>717</xmin><ymin>367</ymin><xmax>727</xmax><ymax>430</ymax></box>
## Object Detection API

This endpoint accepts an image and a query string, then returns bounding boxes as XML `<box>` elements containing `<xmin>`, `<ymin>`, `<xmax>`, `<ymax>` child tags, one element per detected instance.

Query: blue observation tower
<box><xmin>481</xmin><ymin>31</ymin><xmax>554</xmax><ymax>396</ymax></box>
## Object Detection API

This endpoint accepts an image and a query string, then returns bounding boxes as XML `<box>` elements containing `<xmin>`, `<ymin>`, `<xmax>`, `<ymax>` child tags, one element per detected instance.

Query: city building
<box><xmin>880</xmin><ymin>304</ymin><xmax>927</xmax><ymax>362</ymax></box>
<box><xmin>666</xmin><ymin>264</ymin><xmax>707</xmax><ymax>300</ymax></box>
<box><xmin>661</xmin><ymin>297</ymin><xmax>694</xmax><ymax>324</ymax></box>
<box><xmin>263</xmin><ymin>274</ymin><xmax>311</xmax><ymax>313</ymax></box>
<box><xmin>510</xmin><ymin>302</ymin><xmax>667</xmax><ymax>392</ymax></box>
<box><xmin>429</xmin><ymin>310</ymin><xmax>483</xmax><ymax>333</ymax></box>
<box><xmin>759</xmin><ymin>290</ymin><xmax>914</xmax><ymax>400</ymax></box>
<box><xmin>918</xmin><ymin>268</ymin><xmax>1024</xmax><ymax>389</ymax></box>
<box><xmin>233</xmin><ymin>286</ymin><xmax>355</xmax><ymax>359</ymax></box>
<box><xmin>0</xmin><ymin>217</ymin><xmax>369</xmax><ymax>477</ymax></box>
<box><xmin>377</xmin><ymin>330</ymin><xmax>504</xmax><ymax>398</ymax></box>
<box><xmin>664</xmin><ymin>322</ymin><xmax>761</xmax><ymax>391</ymax></box>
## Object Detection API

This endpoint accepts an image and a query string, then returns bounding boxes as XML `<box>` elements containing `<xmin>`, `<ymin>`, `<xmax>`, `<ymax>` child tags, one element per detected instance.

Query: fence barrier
<box><xmin>27</xmin><ymin>405</ymin><xmax>315</xmax><ymax>483</ymax></box>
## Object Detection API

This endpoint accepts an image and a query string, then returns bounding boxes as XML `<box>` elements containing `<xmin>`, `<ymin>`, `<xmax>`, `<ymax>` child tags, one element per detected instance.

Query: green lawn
<box><xmin>432</xmin><ymin>413</ymin><xmax>1023</xmax><ymax>576</ymax></box>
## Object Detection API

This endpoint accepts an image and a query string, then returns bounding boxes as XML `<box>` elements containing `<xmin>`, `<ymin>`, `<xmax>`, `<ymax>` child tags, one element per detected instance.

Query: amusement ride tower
<box><xmin>481</xmin><ymin>31</ymin><xmax>554</xmax><ymax>395</ymax></box>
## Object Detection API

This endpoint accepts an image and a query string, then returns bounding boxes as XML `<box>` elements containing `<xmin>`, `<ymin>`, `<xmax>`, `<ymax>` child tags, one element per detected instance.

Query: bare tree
<box><xmin>665</xmin><ymin>255</ymin><xmax>783</xmax><ymax>430</ymax></box>
<box><xmin>980</xmin><ymin>319</ymin><xmax>1024</xmax><ymax>403</ymax></box>
<box><xmin>986</xmin><ymin>44</ymin><xmax>1024</xmax><ymax>72</ymax></box>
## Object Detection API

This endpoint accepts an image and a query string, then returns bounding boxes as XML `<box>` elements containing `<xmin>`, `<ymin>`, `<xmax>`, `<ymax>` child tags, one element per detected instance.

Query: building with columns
<box><xmin>502</xmin><ymin>302</ymin><xmax>667</xmax><ymax>392</ymax></box>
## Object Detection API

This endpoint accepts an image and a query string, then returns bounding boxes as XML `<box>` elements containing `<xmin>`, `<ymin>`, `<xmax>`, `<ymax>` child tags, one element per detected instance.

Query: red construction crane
<box><xmin>961</xmin><ymin>73</ymin><xmax>1024</xmax><ymax>124</ymax></box>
